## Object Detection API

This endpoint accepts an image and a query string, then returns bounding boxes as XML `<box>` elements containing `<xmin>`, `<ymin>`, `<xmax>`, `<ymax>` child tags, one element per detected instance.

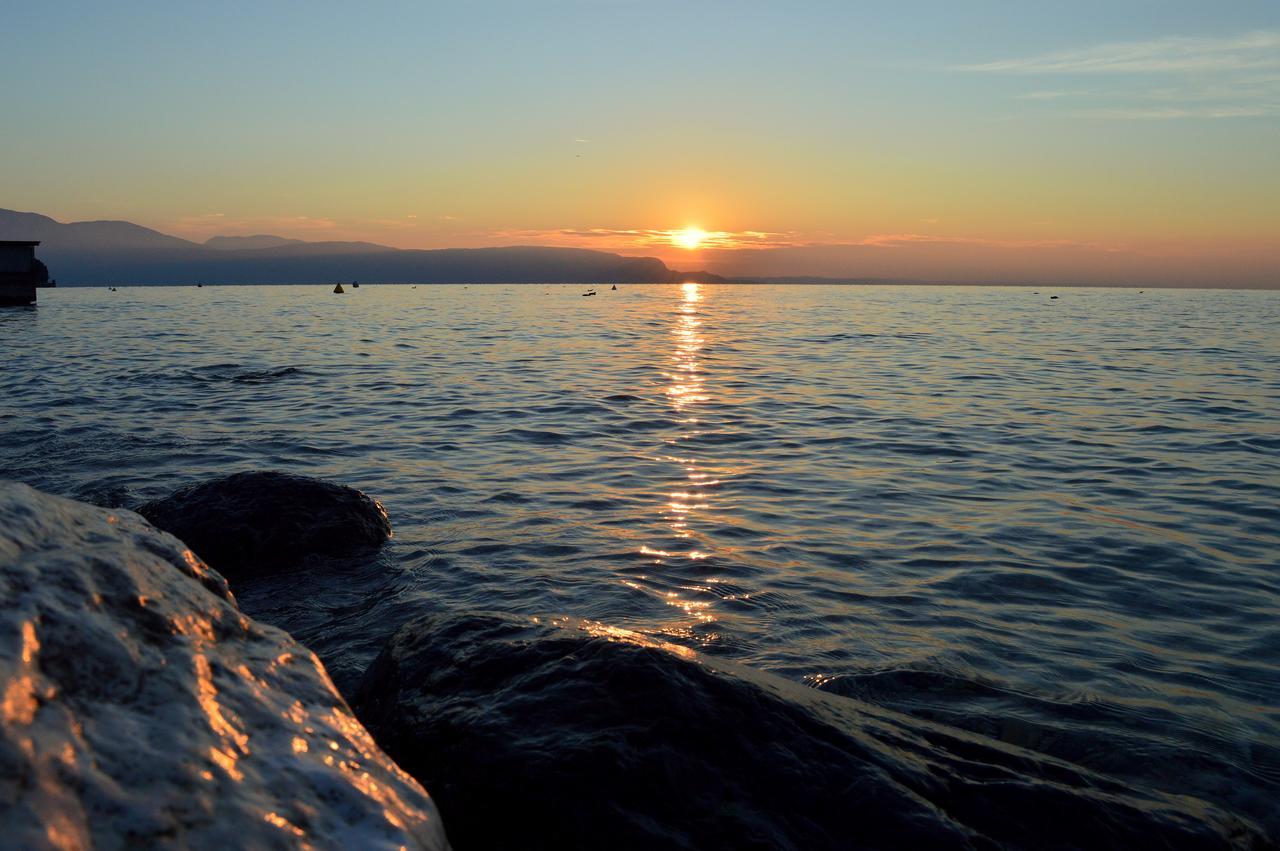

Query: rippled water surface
<box><xmin>3</xmin><ymin>283</ymin><xmax>1278</xmax><ymax>836</ymax></box>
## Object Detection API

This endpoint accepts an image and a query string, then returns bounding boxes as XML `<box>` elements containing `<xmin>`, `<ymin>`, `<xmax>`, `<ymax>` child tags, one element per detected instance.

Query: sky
<box><xmin>2</xmin><ymin>1</ymin><xmax>1277</xmax><ymax>285</ymax></box>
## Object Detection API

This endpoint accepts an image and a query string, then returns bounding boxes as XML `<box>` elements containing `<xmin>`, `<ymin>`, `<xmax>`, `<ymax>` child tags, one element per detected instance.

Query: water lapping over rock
<box><xmin>352</xmin><ymin>611</ymin><xmax>1265</xmax><ymax>850</ymax></box>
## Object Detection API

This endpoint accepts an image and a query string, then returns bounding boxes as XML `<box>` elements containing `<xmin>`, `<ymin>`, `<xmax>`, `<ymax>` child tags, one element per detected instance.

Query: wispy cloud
<box><xmin>490</xmin><ymin>227</ymin><xmax>799</xmax><ymax>251</ymax></box>
<box><xmin>166</xmin><ymin>213</ymin><xmax>340</xmax><ymax>240</ymax></box>
<box><xmin>1013</xmin><ymin>90</ymin><xmax>1072</xmax><ymax>100</ymax></box>
<box><xmin>1075</xmin><ymin>105</ymin><xmax>1275</xmax><ymax>120</ymax></box>
<box><xmin>853</xmin><ymin>233</ymin><xmax>1120</xmax><ymax>251</ymax></box>
<box><xmin>501</xmin><ymin>229</ymin><xmax>1131</xmax><ymax>255</ymax></box>
<box><xmin>368</xmin><ymin>216</ymin><xmax>423</xmax><ymax>230</ymax></box>
<box><xmin>958</xmin><ymin>30</ymin><xmax>1280</xmax><ymax>74</ymax></box>
<box><xmin>960</xmin><ymin>31</ymin><xmax>1280</xmax><ymax>119</ymax></box>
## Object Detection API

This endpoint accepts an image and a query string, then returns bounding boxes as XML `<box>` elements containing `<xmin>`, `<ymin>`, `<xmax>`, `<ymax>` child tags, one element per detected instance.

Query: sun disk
<box><xmin>672</xmin><ymin>227</ymin><xmax>708</xmax><ymax>250</ymax></box>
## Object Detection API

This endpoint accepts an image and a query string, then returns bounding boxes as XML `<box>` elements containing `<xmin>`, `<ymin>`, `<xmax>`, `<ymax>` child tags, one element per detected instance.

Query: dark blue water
<box><xmin>2</xmin><ymin>283</ymin><xmax>1277</xmax><ymax>839</ymax></box>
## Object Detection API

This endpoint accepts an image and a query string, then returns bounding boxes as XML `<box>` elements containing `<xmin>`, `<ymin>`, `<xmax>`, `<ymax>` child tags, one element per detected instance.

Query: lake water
<box><xmin>2</xmin><ymin>283</ymin><xmax>1278</xmax><ymax>839</ymax></box>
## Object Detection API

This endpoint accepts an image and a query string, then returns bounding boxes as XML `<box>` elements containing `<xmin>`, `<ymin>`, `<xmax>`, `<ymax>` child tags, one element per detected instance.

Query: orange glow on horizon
<box><xmin>672</xmin><ymin>227</ymin><xmax>709</xmax><ymax>250</ymax></box>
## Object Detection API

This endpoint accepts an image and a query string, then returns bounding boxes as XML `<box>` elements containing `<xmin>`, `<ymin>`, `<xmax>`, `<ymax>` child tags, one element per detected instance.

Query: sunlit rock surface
<box><xmin>137</xmin><ymin>471</ymin><xmax>392</xmax><ymax>581</ymax></box>
<box><xmin>0</xmin><ymin>482</ymin><xmax>449</xmax><ymax>850</ymax></box>
<box><xmin>354</xmin><ymin>612</ymin><xmax>1263</xmax><ymax>851</ymax></box>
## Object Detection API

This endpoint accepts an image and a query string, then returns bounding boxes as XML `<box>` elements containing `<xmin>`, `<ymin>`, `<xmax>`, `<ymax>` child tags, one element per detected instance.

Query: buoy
<box><xmin>334</xmin><ymin>284</ymin><xmax>345</xmax><ymax>294</ymax></box>
<box><xmin>611</xmin><ymin>285</ymin><xmax>617</xmax><ymax>290</ymax></box>
<box><xmin>197</xmin><ymin>283</ymin><xmax>203</xmax><ymax>288</ymax></box>
<box><xmin>352</xmin><ymin>281</ymin><xmax>360</xmax><ymax>288</ymax></box>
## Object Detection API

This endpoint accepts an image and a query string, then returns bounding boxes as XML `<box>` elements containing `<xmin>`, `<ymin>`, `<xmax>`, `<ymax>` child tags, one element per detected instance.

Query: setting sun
<box><xmin>672</xmin><ymin>227</ymin><xmax>708</xmax><ymax>250</ymax></box>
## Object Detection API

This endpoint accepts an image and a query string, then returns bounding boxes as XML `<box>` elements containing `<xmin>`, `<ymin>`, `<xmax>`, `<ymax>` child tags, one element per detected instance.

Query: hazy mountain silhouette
<box><xmin>0</xmin><ymin>209</ymin><xmax>195</xmax><ymax>252</ymax></box>
<box><xmin>0</xmin><ymin>209</ymin><xmax>721</xmax><ymax>285</ymax></box>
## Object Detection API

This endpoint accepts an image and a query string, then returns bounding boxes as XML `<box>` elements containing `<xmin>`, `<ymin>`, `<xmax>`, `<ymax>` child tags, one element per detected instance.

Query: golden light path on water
<box><xmin>637</xmin><ymin>282</ymin><xmax>726</xmax><ymax>638</ymax></box>
<box><xmin>665</xmin><ymin>282</ymin><xmax>710</xmax><ymax>543</ymax></box>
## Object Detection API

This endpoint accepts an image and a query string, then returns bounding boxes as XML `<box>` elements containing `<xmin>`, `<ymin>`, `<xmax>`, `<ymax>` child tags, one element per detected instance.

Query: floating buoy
<box><xmin>611</xmin><ymin>285</ymin><xmax>617</xmax><ymax>290</ymax></box>
<box><xmin>333</xmin><ymin>284</ymin><xmax>345</xmax><ymax>294</ymax></box>
<box><xmin>352</xmin><ymin>281</ymin><xmax>360</xmax><ymax>288</ymax></box>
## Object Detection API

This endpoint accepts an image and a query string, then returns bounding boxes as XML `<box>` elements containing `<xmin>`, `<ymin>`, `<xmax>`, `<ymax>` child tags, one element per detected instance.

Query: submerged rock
<box><xmin>0</xmin><ymin>481</ymin><xmax>449</xmax><ymax>850</ymax></box>
<box><xmin>354</xmin><ymin>612</ymin><xmax>1262</xmax><ymax>851</ymax></box>
<box><xmin>136</xmin><ymin>471</ymin><xmax>391</xmax><ymax>581</ymax></box>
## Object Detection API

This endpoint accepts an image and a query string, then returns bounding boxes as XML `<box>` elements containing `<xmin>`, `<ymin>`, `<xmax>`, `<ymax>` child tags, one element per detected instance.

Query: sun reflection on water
<box><xmin>644</xmin><ymin>282</ymin><xmax>721</xmax><ymax>632</ymax></box>
<box><xmin>663</xmin><ymin>283</ymin><xmax>708</xmax><ymax>545</ymax></box>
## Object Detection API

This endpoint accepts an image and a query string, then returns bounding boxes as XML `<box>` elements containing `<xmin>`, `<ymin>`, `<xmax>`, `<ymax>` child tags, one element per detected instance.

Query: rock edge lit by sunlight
<box><xmin>0</xmin><ymin>481</ymin><xmax>450</xmax><ymax>850</ymax></box>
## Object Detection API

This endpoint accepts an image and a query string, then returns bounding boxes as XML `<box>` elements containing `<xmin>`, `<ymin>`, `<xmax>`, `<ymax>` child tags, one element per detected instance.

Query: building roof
<box><xmin>0</xmin><ymin>240</ymin><xmax>41</xmax><ymax>246</ymax></box>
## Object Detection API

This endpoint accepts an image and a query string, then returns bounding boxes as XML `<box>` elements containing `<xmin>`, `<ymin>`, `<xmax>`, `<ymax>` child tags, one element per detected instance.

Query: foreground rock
<box><xmin>354</xmin><ymin>612</ymin><xmax>1262</xmax><ymax>851</ymax></box>
<box><xmin>0</xmin><ymin>482</ymin><xmax>448</xmax><ymax>850</ymax></box>
<box><xmin>137</xmin><ymin>471</ymin><xmax>392</xmax><ymax>580</ymax></box>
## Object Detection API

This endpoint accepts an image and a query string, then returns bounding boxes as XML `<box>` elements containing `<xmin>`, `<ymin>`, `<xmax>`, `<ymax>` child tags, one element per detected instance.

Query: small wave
<box><xmin>616</xmin><ymin>418</ymin><xmax>678</xmax><ymax>432</ymax></box>
<box><xmin>502</xmin><ymin>428</ymin><xmax>572</xmax><ymax>445</ymax></box>
<box><xmin>131</xmin><ymin>364</ymin><xmax>308</xmax><ymax>386</ymax></box>
<box><xmin>810</xmin><ymin>666</ymin><xmax>1280</xmax><ymax>836</ymax></box>
<box><xmin>482</xmin><ymin>491</ymin><xmax>531</xmax><ymax>504</ymax></box>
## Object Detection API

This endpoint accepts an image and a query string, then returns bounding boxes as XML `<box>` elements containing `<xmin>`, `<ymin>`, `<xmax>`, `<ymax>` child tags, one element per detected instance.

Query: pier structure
<box><xmin>0</xmin><ymin>240</ymin><xmax>54</xmax><ymax>306</ymax></box>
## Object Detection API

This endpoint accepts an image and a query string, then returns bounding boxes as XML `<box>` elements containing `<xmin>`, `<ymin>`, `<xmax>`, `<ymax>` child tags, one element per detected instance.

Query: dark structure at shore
<box><xmin>0</xmin><ymin>240</ymin><xmax>53</xmax><ymax>305</ymax></box>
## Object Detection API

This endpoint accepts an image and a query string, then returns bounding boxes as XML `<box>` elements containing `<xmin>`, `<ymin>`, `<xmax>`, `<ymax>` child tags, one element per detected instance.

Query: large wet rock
<box><xmin>137</xmin><ymin>471</ymin><xmax>392</xmax><ymax>581</ymax></box>
<box><xmin>353</xmin><ymin>612</ymin><xmax>1263</xmax><ymax>851</ymax></box>
<box><xmin>0</xmin><ymin>481</ymin><xmax>449</xmax><ymax>850</ymax></box>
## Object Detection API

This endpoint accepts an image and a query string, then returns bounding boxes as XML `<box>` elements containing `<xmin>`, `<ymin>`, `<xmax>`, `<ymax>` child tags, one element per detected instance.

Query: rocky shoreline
<box><xmin>0</xmin><ymin>481</ymin><xmax>448</xmax><ymax>850</ymax></box>
<box><xmin>2</xmin><ymin>475</ymin><xmax>1270</xmax><ymax>849</ymax></box>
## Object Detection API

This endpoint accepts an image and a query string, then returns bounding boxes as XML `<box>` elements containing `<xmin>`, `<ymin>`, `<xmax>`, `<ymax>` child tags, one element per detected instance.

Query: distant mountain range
<box><xmin>0</xmin><ymin>209</ymin><xmax>722</xmax><ymax>285</ymax></box>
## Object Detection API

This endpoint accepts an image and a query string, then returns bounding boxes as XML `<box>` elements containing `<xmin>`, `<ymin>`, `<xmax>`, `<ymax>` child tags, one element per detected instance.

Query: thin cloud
<box><xmin>498</xmin><ymin>229</ymin><xmax>1124</xmax><ymax>254</ymax></box>
<box><xmin>852</xmin><ymin>233</ymin><xmax>1123</xmax><ymax>252</ymax></box>
<box><xmin>166</xmin><ymin>213</ymin><xmax>338</xmax><ymax>240</ymax></box>
<box><xmin>492</xmin><ymin>227</ymin><xmax>799</xmax><ymax>251</ymax></box>
<box><xmin>1028</xmin><ymin>80</ymin><xmax>1280</xmax><ymax>119</ymax></box>
<box><xmin>1075</xmin><ymin>105</ymin><xmax>1275</xmax><ymax>119</ymax></box>
<box><xmin>967</xmin><ymin>34</ymin><xmax>1280</xmax><ymax>118</ymax></box>
<box><xmin>958</xmin><ymin>30</ymin><xmax>1280</xmax><ymax>74</ymax></box>
<box><xmin>1014</xmin><ymin>90</ymin><xmax>1073</xmax><ymax>100</ymax></box>
<box><xmin>369</xmin><ymin>217</ymin><xmax>422</xmax><ymax>230</ymax></box>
